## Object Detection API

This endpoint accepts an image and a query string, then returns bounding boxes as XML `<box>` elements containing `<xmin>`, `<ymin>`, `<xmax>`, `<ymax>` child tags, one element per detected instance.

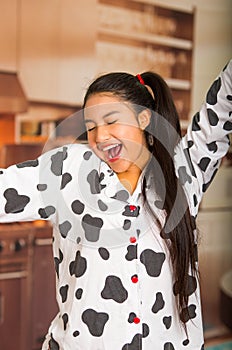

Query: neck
<box><xmin>117</xmin><ymin>148</ymin><xmax>150</xmax><ymax>194</ymax></box>
<box><xmin>117</xmin><ymin>165</ymin><xmax>142</xmax><ymax>194</ymax></box>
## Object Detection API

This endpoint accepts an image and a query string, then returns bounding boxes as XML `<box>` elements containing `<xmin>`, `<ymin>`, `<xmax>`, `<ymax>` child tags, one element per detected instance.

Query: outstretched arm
<box><xmin>175</xmin><ymin>59</ymin><xmax>232</xmax><ymax>214</ymax></box>
<box><xmin>0</xmin><ymin>146</ymin><xmax>66</xmax><ymax>223</ymax></box>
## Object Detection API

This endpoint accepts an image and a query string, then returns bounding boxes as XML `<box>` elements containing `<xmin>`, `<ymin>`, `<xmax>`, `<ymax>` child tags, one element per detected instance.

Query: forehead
<box><xmin>84</xmin><ymin>93</ymin><xmax>135</xmax><ymax>121</ymax></box>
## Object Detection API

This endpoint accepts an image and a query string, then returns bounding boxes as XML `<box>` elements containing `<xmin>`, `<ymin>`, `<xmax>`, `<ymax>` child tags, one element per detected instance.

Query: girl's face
<box><xmin>84</xmin><ymin>93</ymin><xmax>151</xmax><ymax>174</ymax></box>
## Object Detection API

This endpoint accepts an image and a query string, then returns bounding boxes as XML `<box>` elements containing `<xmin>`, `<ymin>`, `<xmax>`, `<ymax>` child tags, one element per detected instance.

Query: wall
<box><xmin>191</xmin><ymin>0</ymin><xmax>232</xmax><ymax>113</ymax></box>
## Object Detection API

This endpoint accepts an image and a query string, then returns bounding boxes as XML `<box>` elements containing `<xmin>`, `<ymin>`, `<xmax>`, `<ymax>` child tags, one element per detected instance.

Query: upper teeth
<box><xmin>102</xmin><ymin>144</ymin><xmax>119</xmax><ymax>152</ymax></box>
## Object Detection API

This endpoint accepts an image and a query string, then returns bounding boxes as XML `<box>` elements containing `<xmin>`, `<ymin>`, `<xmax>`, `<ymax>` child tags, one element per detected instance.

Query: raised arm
<box><xmin>175</xmin><ymin>59</ymin><xmax>232</xmax><ymax>214</ymax></box>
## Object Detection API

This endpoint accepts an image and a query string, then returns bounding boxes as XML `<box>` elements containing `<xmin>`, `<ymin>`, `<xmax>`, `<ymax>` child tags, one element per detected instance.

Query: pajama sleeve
<box><xmin>0</xmin><ymin>145</ymin><xmax>66</xmax><ymax>223</ymax></box>
<box><xmin>175</xmin><ymin>59</ymin><xmax>232</xmax><ymax>215</ymax></box>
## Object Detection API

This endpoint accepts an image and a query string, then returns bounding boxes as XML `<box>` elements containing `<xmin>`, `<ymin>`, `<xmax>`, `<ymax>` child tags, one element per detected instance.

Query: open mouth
<box><xmin>102</xmin><ymin>144</ymin><xmax>122</xmax><ymax>162</ymax></box>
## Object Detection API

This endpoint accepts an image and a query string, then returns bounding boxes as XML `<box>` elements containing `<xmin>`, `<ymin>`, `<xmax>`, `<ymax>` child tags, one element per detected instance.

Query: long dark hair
<box><xmin>83</xmin><ymin>71</ymin><xmax>198</xmax><ymax>326</ymax></box>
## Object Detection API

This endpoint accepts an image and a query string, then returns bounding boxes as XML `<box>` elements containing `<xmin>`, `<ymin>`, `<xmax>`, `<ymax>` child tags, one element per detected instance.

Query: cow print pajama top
<box><xmin>0</xmin><ymin>61</ymin><xmax>231</xmax><ymax>350</ymax></box>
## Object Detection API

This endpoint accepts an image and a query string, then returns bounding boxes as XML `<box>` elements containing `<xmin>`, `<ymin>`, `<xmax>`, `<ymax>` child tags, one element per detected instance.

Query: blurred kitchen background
<box><xmin>0</xmin><ymin>0</ymin><xmax>231</xmax><ymax>349</ymax></box>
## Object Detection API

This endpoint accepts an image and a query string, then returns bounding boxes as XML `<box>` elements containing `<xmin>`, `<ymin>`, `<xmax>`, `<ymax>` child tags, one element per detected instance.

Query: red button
<box><xmin>131</xmin><ymin>275</ymin><xmax>138</xmax><ymax>283</ymax></box>
<box><xmin>133</xmin><ymin>317</ymin><xmax>140</xmax><ymax>324</ymax></box>
<box><xmin>129</xmin><ymin>205</ymin><xmax>136</xmax><ymax>211</ymax></box>
<box><xmin>130</xmin><ymin>236</ymin><xmax>136</xmax><ymax>243</ymax></box>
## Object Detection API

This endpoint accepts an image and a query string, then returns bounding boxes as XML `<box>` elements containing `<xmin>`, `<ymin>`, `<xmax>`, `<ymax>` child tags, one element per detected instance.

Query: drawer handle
<box><xmin>0</xmin><ymin>271</ymin><xmax>27</xmax><ymax>280</ymax></box>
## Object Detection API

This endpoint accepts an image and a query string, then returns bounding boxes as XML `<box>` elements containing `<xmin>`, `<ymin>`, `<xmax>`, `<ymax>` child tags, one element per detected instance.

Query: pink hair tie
<box><xmin>136</xmin><ymin>74</ymin><xmax>145</xmax><ymax>85</ymax></box>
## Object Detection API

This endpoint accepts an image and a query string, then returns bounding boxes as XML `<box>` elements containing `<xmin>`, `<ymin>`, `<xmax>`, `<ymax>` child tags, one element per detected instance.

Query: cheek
<box><xmin>87</xmin><ymin>132</ymin><xmax>95</xmax><ymax>146</ymax></box>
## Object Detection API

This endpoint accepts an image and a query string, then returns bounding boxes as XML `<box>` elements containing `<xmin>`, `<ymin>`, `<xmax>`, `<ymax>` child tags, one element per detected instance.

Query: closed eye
<box><xmin>106</xmin><ymin>120</ymin><xmax>117</xmax><ymax>125</ymax></box>
<box><xmin>87</xmin><ymin>125</ymin><xmax>96</xmax><ymax>132</ymax></box>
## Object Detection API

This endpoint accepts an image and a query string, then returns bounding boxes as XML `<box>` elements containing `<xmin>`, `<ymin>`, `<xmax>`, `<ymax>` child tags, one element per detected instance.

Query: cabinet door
<box><xmin>0</xmin><ymin>274</ymin><xmax>30</xmax><ymax>350</ymax></box>
<box><xmin>19</xmin><ymin>0</ymin><xmax>60</xmax><ymax>102</ymax></box>
<box><xmin>19</xmin><ymin>0</ymin><xmax>97</xmax><ymax>104</ymax></box>
<box><xmin>0</xmin><ymin>0</ymin><xmax>17</xmax><ymax>71</ymax></box>
<box><xmin>31</xmin><ymin>243</ymin><xmax>58</xmax><ymax>350</ymax></box>
<box><xmin>58</xmin><ymin>0</ymin><xmax>97</xmax><ymax>104</ymax></box>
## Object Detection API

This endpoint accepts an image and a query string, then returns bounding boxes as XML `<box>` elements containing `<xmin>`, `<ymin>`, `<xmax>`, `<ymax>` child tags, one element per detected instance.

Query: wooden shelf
<box><xmin>98</xmin><ymin>28</ymin><xmax>193</xmax><ymax>50</ymax></box>
<box><xmin>97</xmin><ymin>0</ymin><xmax>195</xmax><ymax>122</ymax></box>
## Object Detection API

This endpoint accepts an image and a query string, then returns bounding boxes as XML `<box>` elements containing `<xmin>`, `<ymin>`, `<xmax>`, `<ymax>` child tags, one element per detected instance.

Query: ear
<box><xmin>138</xmin><ymin>109</ymin><xmax>151</xmax><ymax>130</ymax></box>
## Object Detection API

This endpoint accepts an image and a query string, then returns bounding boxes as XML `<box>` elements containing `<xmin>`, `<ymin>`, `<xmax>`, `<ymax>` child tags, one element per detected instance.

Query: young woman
<box><xmin>0</xmin><ymin>60</ymin><xmax>231</xmax><ymax>350</ymax></box>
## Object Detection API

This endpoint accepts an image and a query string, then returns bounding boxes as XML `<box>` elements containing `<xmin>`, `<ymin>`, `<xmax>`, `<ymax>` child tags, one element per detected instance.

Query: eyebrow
<box><xmin>84</xmin><ymin>110</ymin><xmax>119</xmax><ymax>123</ymax></box>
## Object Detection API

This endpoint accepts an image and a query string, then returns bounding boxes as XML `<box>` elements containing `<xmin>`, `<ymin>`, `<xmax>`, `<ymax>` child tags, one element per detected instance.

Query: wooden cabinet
<box><xmin>31</xmin><ymin>227</ymin><xmax>58</xmax><ymax>350</ymax></box>
<box><xmin>0</xmin><ymin>0</ymin><xmax>18</xmax><ymax>71</ymax></box>
<box><xmin>0</xmin><ymin>225</ymin><xmax>34</xmax><ymax>350</ymax></box>
<box><xmin>19</xmin><ymin>0</ymin><xmax>97</xmax><ymax>105</ymax></box>
<box><xmin>97</xmin><ymin>0</ymin><xmax>195</xmax><ymax>123</ymax></box>
<box><xmin>0</xmin><ymin>223</ymin><xmax>57</xmax><ymax>350</ymax></box>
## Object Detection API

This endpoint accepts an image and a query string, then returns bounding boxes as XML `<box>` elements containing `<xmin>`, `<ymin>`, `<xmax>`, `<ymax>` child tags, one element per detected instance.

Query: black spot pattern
<box><xmin>125</xmin><ymin>245</ymin><xmax>137</xmax><ymax>261</ymax></box>
<box><xmin>173</xmin><ymin>275</ymin><xmax>197</xmax><ymax>297</ymax></box>
<box><xmin>71</xmin><ymin>199</ymin><xmax>85</xmax><ymax>215</ymax></box>
<box><xmin>4</xmin><ymin>188</ymin><xmax>30</xmax><ymax>214</ymax></box>
<box><xmin>128</xmin><ymin>312</ymin><xmax>136</xmax><ymax>323</ymax></box>
<box><xmin>163</xmin><ymin>316</ymin><xmax>172</xmax><ymax>329</ymax></box>
<box><xmin>123</xmin><ymin>219</ymin><xmax>131</xmax><ymax>230</ymax></box>
<box><xmin>75</xmin><ymin>288</ymin><xmax>83</xmax><ymax>300</ymax></box>
<box><xmin>152</xmin><ymin>292</ymin><xmax>165</xmax><ymax>313</ymax></box>
<box><xmin>98</xmin><ymin>199</ymin><xmax>108</xmax><ymax>211</ymax></box>
<box><xmin>193</xmin><ymin>194</ymin><xmax>198</xmax><ymax>207</ymax></box>
<box><xmin>16</xmin><ymin>159</ymin><xmax>39</xmax><ymax>168</ymax></box>
<box><xmin>73</xmin><ymin>331</ymin><xmax>80</xmax><ymax>337</ymax></box>
<box><xmin>111</xmin><ymin>190</ymin><xmax>129</xmax><ymax>202</ymax></box>
<box><xmin>82</xmin><ymin>309</ymin><xmax>109</xmax><ymax>337</ymax></box>
<box><xmin>59</xmin><ymin>284</ymin><xmax>69</xmax><ymax>303</ymax></box>
<box><xmin>98</xmin><ymin>247</ymin><xmax>110</xmax><ymax>260</ymax></box>
<box><xmin>59</xmin><ymin>221</ymin><xmax>72</xmax><ymax>238</ymax></box>
<box><xmin>154</xmin><ymin>200</ymin><xmax>164</xmax><ymax>209</ymax></box>
<box><xmin>61</xmin><ymin>172</ymin><xmax>72</xmax><ymax>189</ymax></box>
<box><xmin>183</xmin><ymin>339</ymin><xmax>190</xmax><ymax>346</ymax></box>
<box><xmin>0</xmin><ymin>170</ymin><xmax>3</xmax><ymax>174</ymax></box>
<box><xmin>164</xmin><ymin>342</ymin><xmax>175</xmax><ymax>350</ymax></box>
<box><xmin>49</xmin><ymin>333</ymin><xmax>60</xmax><ymax>350</ymax></box>
<box><xmin>192</xmin><ymin>112</ymin><xmax>201</xmax><ymax>131</ymax></box>
<box><xmin>207</xmin><ymin>108</ymin><xmax>219</xmax><ymax>126</ymax></box>
<box><xmin>101</xmin><ymin>275</ymin><xmax>128</xmax><ymax>303</ymax></box>
<box><xmin>140</xmin><ymin>249</ymin><xmax>165</xmax><ymax>277</ymax></box>
<box><xmin>73</xmin><ymin>330</ymin><xmax>80</xmax><ymax>337</ymax></box>
<box><xmin>81</xmin><ymin>214</ymin><xmax>103</xmax><ymax>242</ymax></box>
<box><xmin>178</xmin><ymin>166</ymin><xmax>192</xmax><ymax>185</ymax></box>
<box><xmin>51</xmin><ymin>147</ymin><xmax>68</xmax><ymax>176</ymax></box>
<box><xmin>206</xmin><ymin>141</ymin><xmax>218</xmax><ymax>153</ymax></box>
<box><xmin>198</xmin><ymin>157</ymin><xmax>211</xmax><ymax>172</ymax></box>
<box><xmin>142</xmin><ymin>323</ymin><xmax>149</xmax><ymax>338</ymax></box>
<box><xmin>122</xmin><ymin>334</ymin><xmax>142</xmax><ymax>350</ymax></box>
<box><xmin>69</xmin><ymin>251</ymin><xmax>87</xmax><ymax>278</ymax></box>
<box><xmin>62</xmin><ymin>313</ymin><xmax>68</xmax><ymax>330</ymax></box>
<box><xmin>183</xmin><ymin>148</ymin><xmax>197</xmax><ymax>178</ymax></box>
<box><xmin>37</xmin><ymin>184</ymin><xmax>47</xmax><ymax>191</ymax></box>
<box><xmin>122</xmin><ymin>205</ymin><xmax>140</xmax><ymax>217</ymax></box>
<box><xmin>83</xmin><ymin>151</ymin><xmax>92</xmax><ymax>160</ymax></box>
<box><xmin>54</xmin><ymin>249</ymin><xmax>63</xmax><ymax>278</ymax></box>
<box><xmin>180</xmin><ymin>304</ymin><xmax>197</xmax><ymax>323</ymax></box>
<box><xmin>206</xmin><ymin>77</ymin><xmax>221</xmax><ymax>105</ymax></box>
<box><xmin>87</xmin><ymin>170</ymin><xmax>106</xmax><ymax>194</ymax></box>
<box><xmin>223</xmin><ymin>120</ymin><xmax>232</xmax><ymax>131</ymax></box>
<box><xmin>38</xmin><ymin>205</ymin><xmax>56</xmax><ymax>219</ymax></box>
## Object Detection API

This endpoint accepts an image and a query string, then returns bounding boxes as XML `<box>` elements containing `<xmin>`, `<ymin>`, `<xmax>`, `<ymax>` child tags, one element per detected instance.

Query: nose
<box><xmin>95</xmin><ymin>124</ymin><xmax>110</xmax><ymax>143</ymax></box>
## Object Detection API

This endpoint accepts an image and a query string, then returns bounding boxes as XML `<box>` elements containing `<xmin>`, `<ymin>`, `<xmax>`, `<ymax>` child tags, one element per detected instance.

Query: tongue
<box><xmin>109</xmin><ymin>145</ymin><xmax>121</xmax><ymax>158</ymax></box>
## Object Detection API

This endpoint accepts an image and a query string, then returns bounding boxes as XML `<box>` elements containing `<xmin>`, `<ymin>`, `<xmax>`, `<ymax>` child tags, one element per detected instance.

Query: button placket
<box><xmin>128</xmin><ymin>225</ymin><xmax>142</xmax><ymax>332</ymax></box>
